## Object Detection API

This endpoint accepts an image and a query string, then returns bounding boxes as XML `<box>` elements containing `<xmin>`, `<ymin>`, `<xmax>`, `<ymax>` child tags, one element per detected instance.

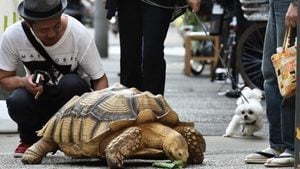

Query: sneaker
<box><xmin>245</xmin><ymin>147</ymin><xmax>282</xmax><ymax>164</ymax></box>
<box><xmin>14</xmin><ymin>142</ymin><xmax>32</xmax><ymax>158</ymax></box>
<box><xmin>264</xmin><ymin>150</ymin><xmax>294</xmax><ymax>167</ymax></box>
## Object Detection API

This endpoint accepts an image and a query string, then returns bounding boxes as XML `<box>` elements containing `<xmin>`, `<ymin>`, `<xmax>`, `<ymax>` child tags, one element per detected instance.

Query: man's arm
<box><xmin>91</xmin><ymin>74</ymin><xmax>109</xmax><ymax>91</ymax></box>
<box><xmin>0</xmin><ymin>69</ymin><xmax>42</xmax><ymax>95</ymax></box>
<box><xmin>0</xmin><ymin>69</ymin><xmax>24</xmax><ymax>91</ymax></box>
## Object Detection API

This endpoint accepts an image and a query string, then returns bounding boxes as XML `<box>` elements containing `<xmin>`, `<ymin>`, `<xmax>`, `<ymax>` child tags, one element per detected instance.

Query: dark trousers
<box><xmin>117</xmin><ymin>0</ymin><xmax>174</xmax><ymax>95</ymax></box>
<box><xmin>6</xmin><ymin>74</ymin><xmax>91</xmax><ymax>144</ymax></box>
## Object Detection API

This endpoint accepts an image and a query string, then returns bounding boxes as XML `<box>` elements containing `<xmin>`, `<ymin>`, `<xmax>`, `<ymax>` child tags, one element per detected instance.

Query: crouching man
<box><xmin>0</xmin><ymin>0</ymin><xmax>108</xmax><ymax>157</ymax></box>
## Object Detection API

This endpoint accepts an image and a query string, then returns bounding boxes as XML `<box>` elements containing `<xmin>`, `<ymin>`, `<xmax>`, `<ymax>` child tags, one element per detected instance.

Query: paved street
<box><xmin>0</xmin><ymin>25</ymin><xmax>292</xmax><ymax>169</ymax></box>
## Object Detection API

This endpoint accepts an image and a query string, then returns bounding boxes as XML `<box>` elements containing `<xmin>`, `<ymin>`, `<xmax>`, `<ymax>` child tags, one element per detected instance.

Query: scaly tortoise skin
<box><xmin>21</xmin><ymin>83</ymin><xmax>206</xmax><ymax>168</ymax></box>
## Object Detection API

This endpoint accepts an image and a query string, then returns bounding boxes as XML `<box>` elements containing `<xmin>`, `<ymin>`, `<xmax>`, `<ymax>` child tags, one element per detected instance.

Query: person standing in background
<box><xmin>105</xmin><ymin>0</ymin><xmax>200</xmax><ymax>95</ymax></box>
<box><xmin>245</xmin><ymin>0</ymin><xmax>297</xmax><ymax>167</ymax></box>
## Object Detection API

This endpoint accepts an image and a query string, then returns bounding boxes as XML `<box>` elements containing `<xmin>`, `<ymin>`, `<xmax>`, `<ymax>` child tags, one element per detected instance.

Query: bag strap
<box><xmin>282</xmin><ymin>26</ymin><xmax>292</xmax><ymax>51</ymax></box>
<box><xmin>21</xmin><ymin>21</ymin><xmax>64</xmax><ymax>73</ymax></box>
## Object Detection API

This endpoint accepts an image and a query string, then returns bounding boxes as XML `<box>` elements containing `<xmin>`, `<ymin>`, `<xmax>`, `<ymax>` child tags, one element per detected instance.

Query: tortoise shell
<box><xmin>38</xmin><ymin>83</ymin><xmax>189</xmax><ymax>157</ymax></box>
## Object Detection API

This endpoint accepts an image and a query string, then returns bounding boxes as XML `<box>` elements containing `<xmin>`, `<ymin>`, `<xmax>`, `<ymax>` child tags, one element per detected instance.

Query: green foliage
<box><xmin>152</xmin><ymin>160</ymin><xmax>184</xmax><ymax>169</ymax></box>
<box><xmin>183</xmin><ymin>10</ymin><xmax>209</xmax><ymax>31</ymax></box>
<box><xmin>183</xmin><ymin>10</ymin><xmax>199</xmax><ymax>26</ymax></box>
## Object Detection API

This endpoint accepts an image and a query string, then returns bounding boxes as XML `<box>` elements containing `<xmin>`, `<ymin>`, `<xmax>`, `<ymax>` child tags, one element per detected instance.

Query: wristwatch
<box><xmin>291</xmin><ymin>0</ymin><xmax>297</xmax><ymax>6</ymax></box>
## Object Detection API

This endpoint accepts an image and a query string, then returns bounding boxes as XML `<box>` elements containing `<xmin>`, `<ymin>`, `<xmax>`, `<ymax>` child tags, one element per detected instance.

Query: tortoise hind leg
<box><xmin>105</xmin><ymin>127</ymin><xmax>142</xmax><ymax>168</ymax></box>
<box><xmin>174</xmin><ymin>126</ymin><xmax>206</xmax><ymax>164</ymax></box>
<box><xmin>22</xmin><ymin>138</ymin><xmax>58</xmax><ymax>164</ymax></box>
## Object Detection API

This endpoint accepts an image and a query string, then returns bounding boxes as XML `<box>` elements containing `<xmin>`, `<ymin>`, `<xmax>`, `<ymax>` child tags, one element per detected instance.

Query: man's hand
<box><xmin>23</xmin><ymin>75</ymin><xmax>44</xmax><ymax>99</ymax></box>
<box><xmin>187</xmin><ymin>0</ymin><xmax>201</xmax><ymax>13</ymax></box>
<box><xmin>285</xmin><ymin>3</ymin><xmax>298</xmax><ymax>27</ymax></box>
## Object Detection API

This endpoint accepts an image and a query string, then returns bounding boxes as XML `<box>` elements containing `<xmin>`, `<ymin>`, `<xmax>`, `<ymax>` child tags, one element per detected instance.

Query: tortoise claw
<box><xmin>22</xmin><ymin>148</ymin><xmax>43</xmax><ymax>165</ymax></box>
<box><xmin>105</xmin><ymin>127</ymin><xmax>142</xmax><ymax>168</ymax></box>
<box><xmin>22</xmin><ymin>138</ymin><xmax>58</xmax><ymax>165</ymax></box>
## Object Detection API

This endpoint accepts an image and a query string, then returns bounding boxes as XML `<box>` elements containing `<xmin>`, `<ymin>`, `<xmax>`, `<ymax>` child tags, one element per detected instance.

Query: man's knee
<box><xmin>6</xmin><ymin>88</ymin><xmax>32</xmax><ymax>122</ymax></box>
<box><xmin>59</xmin><ymin>74</ymin><xmax>89</xmax><ymax>88</ymax></box>
<box><xmin>58</xmin><ymin>74</ymin><xmax>91</xmax><ymax>97</ymax></box>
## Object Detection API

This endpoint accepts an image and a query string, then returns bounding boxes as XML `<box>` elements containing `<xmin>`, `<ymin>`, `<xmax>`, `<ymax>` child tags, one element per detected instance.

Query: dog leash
<box><xmin>140</xmin><ymin>0</ymin><xmax>249</xmax><ymax>101</ymax></box>
<box><xmin>140</xmin><ymin>0</ymin><xmax>236</xmax><ymax>86</ymax></box>
<box><xmin>240</xmin><ymin>93</ymin><xmax>249</xmax><ymax>104</ymax></box>
<box><xmin>140</xmin><ymin>0</ymin><xmax>189</xmax><ymax>9</ymax></box>
<box><xmin>192</xmin><ymin>13</ymin><xmax>253</xmax><ymax>102</ymax></box>
<box><xmin>192</xmin><ymin>12</ymin><xmax>241</xmax><ymax>90</ymax></box>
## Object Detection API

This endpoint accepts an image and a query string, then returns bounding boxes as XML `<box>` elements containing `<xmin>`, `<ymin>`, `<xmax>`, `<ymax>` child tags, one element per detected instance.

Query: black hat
<box><xmin>18</xmin><ymin>0</ymin><xmax>67</xmax><ymax>21</ymax></box>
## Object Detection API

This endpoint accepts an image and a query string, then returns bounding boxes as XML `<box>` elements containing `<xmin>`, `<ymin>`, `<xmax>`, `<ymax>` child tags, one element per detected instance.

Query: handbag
<box><xmin>271</xmin><ymin>26</ymin><xmax>297</xmax><ymax>97</ymax></box>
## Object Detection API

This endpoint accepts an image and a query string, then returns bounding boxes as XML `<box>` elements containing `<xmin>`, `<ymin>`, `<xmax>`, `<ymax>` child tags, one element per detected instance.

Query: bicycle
<box><xmin>236</xmin><ymin>0</ymin><xmax>268</xmax><ymax>90</ymax></box>
<box><xmin>188</xmin><ymin>0</ymin><xmax>268</xmax><ymax>92</ymax></box>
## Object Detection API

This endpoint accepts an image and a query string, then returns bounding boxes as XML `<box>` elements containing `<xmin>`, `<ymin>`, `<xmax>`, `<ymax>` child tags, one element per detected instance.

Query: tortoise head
<box><xmin>163</xmin><ymin>133</ymin><xmax>189</xmax><ymax>164</ymax></box>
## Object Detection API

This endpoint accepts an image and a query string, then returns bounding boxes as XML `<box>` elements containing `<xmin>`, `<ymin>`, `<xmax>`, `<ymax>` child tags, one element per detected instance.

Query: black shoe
<box><xmin>225</xmin><ymin>89</ymin><xmax>241</xmax><ymax>98</ymax></box>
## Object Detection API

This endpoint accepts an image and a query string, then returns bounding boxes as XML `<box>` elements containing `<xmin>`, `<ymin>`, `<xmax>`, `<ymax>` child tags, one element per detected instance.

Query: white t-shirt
<box><xmin>0</xmin><ymin>15</ymin><xmax>105</xmax><ymax>84</ymax></box>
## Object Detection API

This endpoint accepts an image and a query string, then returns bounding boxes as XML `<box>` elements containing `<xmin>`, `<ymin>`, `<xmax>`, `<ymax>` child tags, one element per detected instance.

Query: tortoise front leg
<box><xmin>174</xmin><ymin>126</ymin><xmax>206</xmax><ymax>164</ymax></box>
<box><xmin>22</xmin><ymin>138</ymin><xmax>58</xmax><ymax>164</ymax></box>
<box><xmin>105</xmin><ymin>127</ymin><xmax>142</xmax><ymax>168</ymax></box>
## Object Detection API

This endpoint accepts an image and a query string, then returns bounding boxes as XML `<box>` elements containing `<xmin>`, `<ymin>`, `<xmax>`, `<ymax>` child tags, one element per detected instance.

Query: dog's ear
<box><xmin>240</xmin><ymin>87</ymin><xmax>263</xmax><ymax>101</ymax></box>
<box><xmin>243</xmin><ymin>86</ymin><xmax>251</xmax><ymax>91</ymax></box>
<box><xmin>240</xmin><ymin>87</ymin><xmax>252</xmax><ymax>99</ymax></box>
<box><xmin>251</xmin><ymin>88</ymin><xmax>263</xmax><ymax>100</ymax></box>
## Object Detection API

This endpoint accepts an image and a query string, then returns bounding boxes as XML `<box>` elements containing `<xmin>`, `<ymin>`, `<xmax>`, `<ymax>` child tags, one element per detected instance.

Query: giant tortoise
<box><xmin>21</xmin><ymin>83</ymin><xmax>205</xmax><ymax>168</ymax></box>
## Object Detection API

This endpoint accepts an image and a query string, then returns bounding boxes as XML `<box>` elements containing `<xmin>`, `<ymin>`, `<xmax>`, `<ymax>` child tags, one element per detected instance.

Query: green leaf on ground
<box><xmin>152</xmin><ymin>160</ymin><xmax>184</xmax><ymax>169</ymax></box>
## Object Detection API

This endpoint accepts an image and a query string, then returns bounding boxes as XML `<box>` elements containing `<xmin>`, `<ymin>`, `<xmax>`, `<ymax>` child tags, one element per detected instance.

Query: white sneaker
<box><xmin>264</xmin><ymin>150</ymin><xmax>294</xmax><ymax>167</ymax></box>
<box><xmin>245</xmin><ymin>147</ymin><xmax>282</xmax><ymax>164</ymax></box>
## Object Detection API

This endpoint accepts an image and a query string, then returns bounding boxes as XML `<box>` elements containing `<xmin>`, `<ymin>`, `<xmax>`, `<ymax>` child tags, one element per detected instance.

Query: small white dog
<box><xmin>224</xmin><ymin>87</ymin><xmax>264</xmax><ymax>137</ymax></box>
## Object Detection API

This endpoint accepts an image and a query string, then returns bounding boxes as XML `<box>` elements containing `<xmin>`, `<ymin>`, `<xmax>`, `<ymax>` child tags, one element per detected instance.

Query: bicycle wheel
<box><xmin>236</xmin><ymin>22</ymin><xmax>266</xmax><ymax>90</ymax></box>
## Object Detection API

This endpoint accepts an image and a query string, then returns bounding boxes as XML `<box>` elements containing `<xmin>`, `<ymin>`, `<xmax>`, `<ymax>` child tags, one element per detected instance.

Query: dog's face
<box><xmin>235</xmin><ymin>99</ymin><xmax>263</xmax><ymax>124</ymax></box>
<box><xmin>224</xmin><ymin>88</ymin><xmax>264</xmax><ymax>137</ymax></box>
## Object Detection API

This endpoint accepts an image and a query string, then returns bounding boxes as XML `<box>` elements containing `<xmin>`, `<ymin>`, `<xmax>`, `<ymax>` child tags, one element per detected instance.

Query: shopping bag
<box><xmin>271</xmin><ymin>27</ymin><xmax>297</xmax><ymax>97</ymax></box>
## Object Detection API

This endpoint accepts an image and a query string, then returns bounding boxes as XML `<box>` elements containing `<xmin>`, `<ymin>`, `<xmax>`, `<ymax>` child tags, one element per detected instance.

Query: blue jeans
<box><xmin>262</xmin><ymin>0</ymin><xmax>295</xmax><ymax>152</ymax></box>
<box><xmin>6</xmin><ymin>74</ymin><xmax>91</xmax><ymax>144</ymax></box>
